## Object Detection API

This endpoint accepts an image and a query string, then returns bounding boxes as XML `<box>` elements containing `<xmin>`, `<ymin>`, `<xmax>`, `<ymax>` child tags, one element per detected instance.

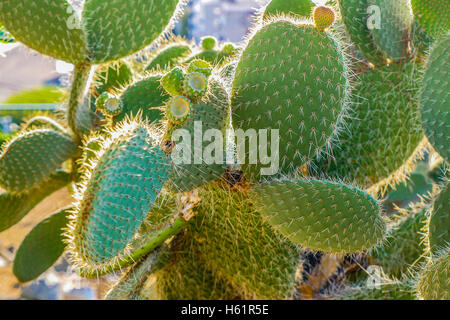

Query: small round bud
<box><xmin>167</xmin><ymin>96</ymin><xmax>191</xmax><ymax>123</ymax></box>
<box><xmin>103</xmin><ymin>96</ymin><xmax>123</xmax><ymax>117</ymax></box>
<box><xmin>201</xmin><ymin>36</ymin><xmax>217</xmax><ymax>50</ymax></box>
<box><xmin>313</xmin><ymin>6</ymin><xmax>335</xmax><ymax>31</ymax></box>
<box><xmin>184</xmin><ymin>72</ymin><xmax>208</xmax><ymax>99</ymax></box>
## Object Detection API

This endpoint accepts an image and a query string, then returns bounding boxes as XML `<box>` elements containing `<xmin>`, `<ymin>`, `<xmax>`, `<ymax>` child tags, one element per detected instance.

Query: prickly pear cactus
<box><xmin>313</xmin><ymin>63</ymin><xmax>424</xmax><ymax>190</ymax></box>
<box><xmin>0</xmin><ymin>129</ymin><xmax>77</xmax><ymax>192</ymax></box>
<box><xmin>67</xmin><ymin>120</ymin><xmax>170</xmax><ymax>270</ymax></box>
<box><xmin>420</xmin><ymin>32</ymin><xmax>449</xmax><ymax>161</ymax></box>
<box><xmin>232</xmin><ymin>18</ymin><xmax>350</xmax><ymax>181</ymax></box>
<box><xmin>1</xmin><ymin>0</ymin><xmax>448</xmax><ymax>301</ymax></box>
<box><xmin>416</xmin><ymin>246</ymin><xmax>450</xmax><ymax>300</ymax></box>
<box><xmin>411</xmin><ymin>0</ymin><xmax>450</xmax><ymax>38</ymax></box>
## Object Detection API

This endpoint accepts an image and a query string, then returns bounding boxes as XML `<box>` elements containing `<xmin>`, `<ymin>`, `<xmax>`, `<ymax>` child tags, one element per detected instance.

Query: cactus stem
<box><xmin>68</xmin><ymin>62</ymin><xmax>93</xmax><ymax>141</ymax></box>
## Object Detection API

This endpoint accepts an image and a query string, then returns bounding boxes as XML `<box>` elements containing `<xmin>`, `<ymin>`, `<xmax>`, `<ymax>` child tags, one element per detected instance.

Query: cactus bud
<box><xmin>184</xmin><ymin>72</ymin><xmax>208</xmax><ymax>99</ymax></box>
<box><xmin>201</xmin><ymin>36</ymin><xmax>217</xmax><ymax>50</ymax></box>
<box><xmin>96</xmin><ymin>93</ymin><xmax>123</xmax><ymax>117</ymax></box>
<box><xmin>313</xmin><ymin>6</ymin><xmax>335</xmax><ymax>31</ymax></box>
<box><xmin>161</xmin><ymin>67</ymin><xmax>186</xmax><ymax>96</ymax></box>
<box><xmin>167</xmin><ymin>96</ymin><xmax>191</xmax><ymax>123</ymax></box>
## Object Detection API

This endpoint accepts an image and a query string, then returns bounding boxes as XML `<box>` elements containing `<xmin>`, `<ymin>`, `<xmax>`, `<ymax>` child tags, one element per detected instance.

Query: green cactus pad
<box><xmin>231</xmin><ymin>19</ymin><xmax>349</xmax><ymax>181</ymax></box>
<box><xmin>429</xmin><ymin>184</ymin><xmax>449</xmax><ymax>255</ymax></box>
<box><xmin>186</xmin><ymin>184</ymin><xmax>300</xmax><ymax>299</ymax></box>
<box><xmin>371</xmin><ymin>209</ymin><xmax>428</xmax><ymax>277</ymax></box>
<box><xmin>264</xmin><ymin>0</ymin><xmax>314</xmax><ymax>18</ymax></box>
<box><xmin>368</xmin><ymin>0</ymin><xmax>413</xmax><ymax>62</ymax></box>
<box><xmin>23</xmin><ymin>116</ymin><xmax>67</xmax><ymax>133</ymax></box>
<box><xmin>68</xmin><ymin>121</ymin><xmax>171</xmax><ymax>269</ymax></box>
<box><xmin>420</xmin><ymin>33</ymin><xmax>449</xmax><ymax>161</ymax></box>
<box><xmin>0</xmin><ymin>129</ymin><xmax>77</xmax><ymax>192</ymax></box>
<box><xmin>0</xmin><ymin>0</ymin><xmax>86</xmax><ymax>63</ymax></box>
<box><xmin>92</xmin><ymin>61</ymin><xmax>133</xmax><ymax>97</ymax></box>
<box><xmin>201</xmin><ymin>36</ymin><xmax>217</xmax><ymax>51</ymax></box>
<box><xmin>417</xmin><ymin>246</ymin><xmax>450</xmax><ymax>300</ymax></box>
<box><xmin>115</xmin><ymin>75</ymin><xmax>170</xmax><ymax>124</ymax></box>
<box><xmin>13</xmin><ymin>207</ymin><xmax>71</xmax><ymax>283</ymax></box>
<box><xmin>154</xmin><ymin>239</ymin><xmax>238</xmax><ymax>300</ymax></box>
<box><xmin>169</xmin><ymin>81</ymin><xmax>229</xmax><ymax>192</ymax></box>
<box><xmin>411</xmin><ymin>21</ymin><xmax>434</xmax><ymax>56</ymax></box>
<box><xmin>83</xmin><ymin>0</ymin><xmax>181</xmax><ymax>63</ymax></box>
<box><xmin>313</xmin><ymin>62</ymin><xmax>424</xmax><ymax>189</ymax></box>
<box><xmin>185</xmin><ymin>46</ymin><xmax>232</xmax><ymax>67</ymax></box>
<box><xmin>251</xmin><ymin>179</ymin><xmax>385</xmax><ymax>253</ymax></box>
<box><xmin>338</xmin><ymin>0</ymin><xmax>386</xmax><ymax>66</ymax></box>
<box><xmin>161</xmin><ymin>67</ymin><xmax>186</xmax><ymax>97</ymax></box>
<box><xmin>0</xmin><ymin>171</ymin><xmax>71</xmax><ymax>232</ymax></box>
<box><xmin>146</xmin><ymin>43</ymin><xmax>192</xmax><ymax>71</ymax></box>
<box><xmin>411</xmin><ymin>0</ymin><xmax>450</xmax><ymax>38</ymax></box>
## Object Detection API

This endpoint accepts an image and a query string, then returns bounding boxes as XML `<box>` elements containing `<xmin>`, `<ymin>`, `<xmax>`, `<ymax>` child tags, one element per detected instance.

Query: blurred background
<box><xmin>0</xmin><ymin>0</ymin><xmax>439</xmax><ymax>300</ymax></box>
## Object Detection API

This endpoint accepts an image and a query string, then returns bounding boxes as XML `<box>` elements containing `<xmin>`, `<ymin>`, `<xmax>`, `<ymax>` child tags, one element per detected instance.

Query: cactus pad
<box><xmin>264</xmin><ymin>0</ymin><xmax>314</xmax><ymax>18</ymax></box>
<box><xmin>115</xmin><ymin>75</ymin><xmax>170</xmax><ymax>124</ymax></box>
<box><xmin>420</xmin><ymin>33</ymin><xmax>449</xmax><ymax>161</ymax></box>
<box><xmin>13</xmin><ymin>207</ymin><xmax>71</xmax><ymax>283</ymax></box>
<box><xmin>417</xmin><ymin>246</ymin><xmax>450</xmax><ymax>300</ymax></box>
<box><xmin>68</xmin><ymin>121</ymin><xmax>171</xmax><ymax>268</ymax></box>
<box><xmin>0</xmin><ymin>129</ymin><xmax>77</xmax><ymax>192</ymax></box>
<box><xmin>339</xmin><ymin>0</ymin><xmax>386</xmax><ymax>65</ymax></box>
<box><xmin>313</xmin><ymin>62</ymin><xmax>424</xmax><ymax>189</ymax></box>
<box><xmin>83</xmin><ymin>0</ymin><xmax>181</xmax><ymax>63</ymax></box>
<box><xmin>169</xmin><ymin>81</ymin><xmax>229</xmax><ymax>192</ymax></box>
<box><xmin>371</xmin><ymin>209</ymin><xmax>428</xmax><ymax>277</ymax></box>
<box><xmin>154</xmin><ymin>239</ymin><xmax>238</xmax><ymax>300</ymax></box>
<box><xmin>251</xmin><ymin>179</ymin><xmax>385</xmax><ymax>253</ymax></box>
<box><xmin>0</xmin><ymin>171</ymin><xmax>71</xmax><ymax>232</ymax></box>
<box><xmin>0</xmin><ymin>0</ymin><xmax>86</xmax><ymax>63</ymax></box>
<box><xmin>146</xmin><ymin>43</ymin><xmax>192</xmax><ymax>72</ymax></box>
<box><xmin>368</xmin><ymin>0</ymin><xmax>413</xmax><ymax>62</ymax></box>
<box><xmin>411</xmin><ymin>0</ymin><xmax>450</xmax><ymax>38</ymax></box>
<box><xmin>231</xmin><ymin>19</ymin><xmax>349</xmax><ymax>181</ymax></box>
<box><xmin>428</xmin><ymin>184</ymin><xmax>449</xmax><ymax>255</ymax></box>
<box><xmin>185</xmin><ymin>184</ymin><xmax>300</xmax><ymax>299</ymax></box>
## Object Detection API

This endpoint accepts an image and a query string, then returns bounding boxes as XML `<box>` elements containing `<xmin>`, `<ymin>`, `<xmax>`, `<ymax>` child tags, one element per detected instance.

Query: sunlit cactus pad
<box><xmin>0</xmin><ymin>129</ymin><xmax>77</xmax><ymax>192</ymax></box>
<box><xmin>232</xmin><ymin>19</ymin><xmax>349</xmax><ymax>181</ymax></box>
<box><xmin>251</xmin><ymin>179</ymin><xmax>385</xmax><ymax>253</ymax></box>
<box><xmin>67</xmin><ymin>121</ymin><xmax>170</xmax><ymax>268</ymax></box>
